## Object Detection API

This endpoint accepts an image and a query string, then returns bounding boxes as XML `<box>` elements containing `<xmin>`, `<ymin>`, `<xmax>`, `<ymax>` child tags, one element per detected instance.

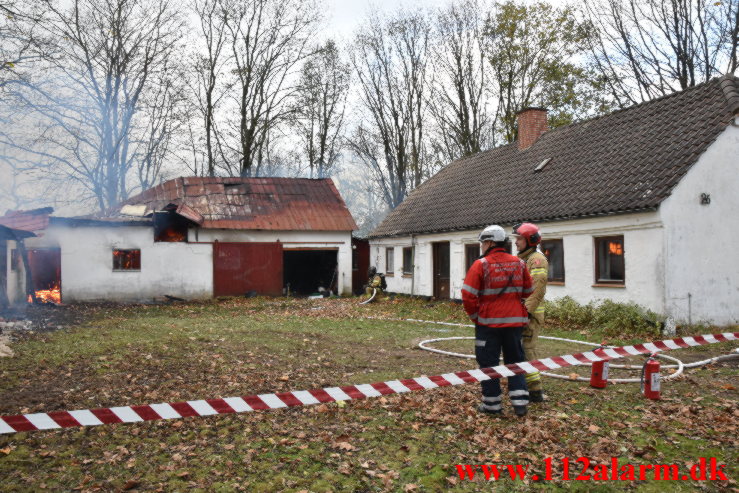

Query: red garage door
<box><xmin>213</xmin><ymin>242</ymin><xmax>283</xmax><ymax>297</ymax></box>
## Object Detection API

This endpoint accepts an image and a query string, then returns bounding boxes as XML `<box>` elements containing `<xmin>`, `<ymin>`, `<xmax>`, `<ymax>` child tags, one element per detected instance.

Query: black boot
<box><xmin>477</xmin><ymin>404</ymin><xmax>502</xmax><ymax>416</ymax></box>
<box><xmin>529</xmin><ymin>390</ymin><xmax>545</xmax><ymax>403</ymax></box>
<box><xmin>513</xmin><ymin>406</ymin><xmax>527</xmax><ymax>417</ymax></box>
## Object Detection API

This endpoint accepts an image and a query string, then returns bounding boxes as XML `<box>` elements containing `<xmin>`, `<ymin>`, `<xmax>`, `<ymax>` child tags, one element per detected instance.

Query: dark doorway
<box><xmin>213</xmin><ymin>242</ymin><xmax>283</xmax><ymax>296</ymax></box>
<box><xmin>283</xmin><ymin>249</ymin><xmax>338</xmax><ymax>296</ymax></box>
<box><xmin>433</xmin><ymin>242</ymin><xmax>450</xmax><ymax>300</ymax></box>
<box><xmin>27</xmin><ymin>248</ymin><xmax>62</xmax><ymax>303</ymax></box>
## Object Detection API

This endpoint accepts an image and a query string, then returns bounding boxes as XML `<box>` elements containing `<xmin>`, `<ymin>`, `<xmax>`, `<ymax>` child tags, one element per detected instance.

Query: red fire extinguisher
<box><xmin>590</xmin><ymin>347</ymin><xmax>609</xmax><ymax>389</ymax></box>
<box><xmin>641</xmin><ymin>353</ymin><xmax>661</xmax><ymax>400</ymax></box>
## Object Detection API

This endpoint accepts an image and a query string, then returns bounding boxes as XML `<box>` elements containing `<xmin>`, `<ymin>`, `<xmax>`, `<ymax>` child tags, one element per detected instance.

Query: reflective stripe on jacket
<box><xmin>462</xmin><ymin>247</ymin><xmax>533</xmax><ymax>328</ymax></box>
<box><xmin>518</xmin><ymin>248</ymin><xmax>548</xmax><ymax>323</ymax></box>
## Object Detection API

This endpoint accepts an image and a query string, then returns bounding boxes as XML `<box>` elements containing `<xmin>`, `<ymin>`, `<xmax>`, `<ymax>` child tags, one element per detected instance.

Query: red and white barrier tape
<box><xmin>1</xmin><ymin>332</ymin><xmax>736</xmax><ymax>435</ymax></box>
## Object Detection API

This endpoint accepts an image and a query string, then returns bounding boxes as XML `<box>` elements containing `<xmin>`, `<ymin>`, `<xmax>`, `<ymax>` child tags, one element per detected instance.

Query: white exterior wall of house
<box><xmin>370</xmin><ymin>211</ymin><xmax>665</xmax><ymax>314</ymax></box>
<box><xmin>4</xmin><ymin>240</ymin><xmax>25</xmax><ymax>304</ymax></box>
<box><xmin>26</xmin><ymin>225</ymin><xmax>213</xmax><ymax>302</ymax></box>
<box><xmin>372</xmin><ymin>232</ymin><xmax>477</xmax><ymax>297</ymax></box>
<box><xmin>195</xmin><ymin>229</ymin><xmax>353</xmax><ymax>295</ymax></box>
<box><xmin>22</xmin><ymin>225</ymin><xmax>354</xmax><ymax>302</ymax></box>
<box><xmin>659</xmin><ymin>123</ymin><xmax>739</xmax><ymax>325</ymax></box>
<box><xmin>533</xmin><ymin>213</ymin><xmax>664</xmax><ymax>313</ymax></box>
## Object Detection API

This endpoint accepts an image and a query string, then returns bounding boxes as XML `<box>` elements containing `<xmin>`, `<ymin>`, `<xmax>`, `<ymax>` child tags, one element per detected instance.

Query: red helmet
<box><xmin>512</xmin><ymin>222</ymin><xmax>541</xmax><ymax>247</ymax></box>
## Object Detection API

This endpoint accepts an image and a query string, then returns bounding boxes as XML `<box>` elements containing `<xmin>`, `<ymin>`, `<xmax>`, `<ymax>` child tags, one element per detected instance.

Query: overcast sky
<box><xmin>322</xmin><ymin>0</ymin><xmax>452</xmax><ymax>40</ymax></box>
<box><xmin>321</xmin><ymin>0</ymin><xmax>566</xmax><ymax>40</ymax></box>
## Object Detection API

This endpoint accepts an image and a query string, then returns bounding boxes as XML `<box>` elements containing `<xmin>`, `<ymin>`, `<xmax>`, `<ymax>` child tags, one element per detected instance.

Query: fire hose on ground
<box><xmin>410</xmin><ymin>318</ymin><xmax>739</xmax><ymax>384</ymax></box>
<box><xmin>359</xmin><ymin>288</ymin><xmax>377</xmax><ymax>305</ymax></box>
<box><xmin>1</xmin><ymin>330</ymin><xmax>736</xmax><ymax>434</ymax></box>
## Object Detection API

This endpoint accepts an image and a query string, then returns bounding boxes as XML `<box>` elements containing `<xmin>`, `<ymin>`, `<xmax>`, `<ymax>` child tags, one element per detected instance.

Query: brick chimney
<box><xmin>516</xmin><ymin>107</ymin><xmax>548</xmax><ymax>151</ymax></box>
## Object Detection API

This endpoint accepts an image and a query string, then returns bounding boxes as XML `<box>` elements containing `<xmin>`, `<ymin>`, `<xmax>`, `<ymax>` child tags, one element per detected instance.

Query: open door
<box><xmin>213</xmin><ymin>242</ymin><xmax>283</xmax><ymax>296</ymax></box>
<box><xmin>283</xmin><ymin>249</ymin><xmax>338</xmax><ymax>296</ymax></box>
<box><xmin>27</xmin><ymin>248</ymin><xmax>62</xmax><ymax>303</ymax></box>
<box><xmin>433</xmin><ymin>242</ymin><xmax>450</xmax><ymax>299</ymax></box>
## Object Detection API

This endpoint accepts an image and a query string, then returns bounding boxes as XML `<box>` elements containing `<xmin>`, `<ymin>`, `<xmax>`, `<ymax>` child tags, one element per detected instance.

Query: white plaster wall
<box><xmin>27</xmin><ymin>225</ymin><xmax>213</xmax><ymax>302</ymax></box>
<box><xmin>23</xmin><ymin>226</ymin><xmax>354</xmax><ymax>301</ymax></box>
<box><xmin>659</xmin><ymin>123</ymin><xmax>739</xmax><ymax>325</ymax></box>
<box><xmin>370</xmin><ymin>211</ymin><xmax>665</xmax><ymax>314</ymax></box>
<box><xmin>195</xmin><ymin>229</ymin><xmax>353</xmax><ymax>295</ymax></box>
<box><xmin>533</xmin><ymin>213</ymin><xmax>664</xmax><ymax>314</ymax></box>
<box><xmin>4</xmin><ymin>240</ymin><xmax>25</xmax><ymax>304</ymax></box>
<box><xmin>371</xmin><ymin>231</ymin><xmax>480</xmax><ymax>297</ymax></box>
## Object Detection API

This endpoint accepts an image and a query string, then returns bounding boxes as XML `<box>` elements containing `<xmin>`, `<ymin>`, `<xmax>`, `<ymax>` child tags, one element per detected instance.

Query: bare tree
<box><xmin>0</xmin><ymin>0</ymin><xmax>184</xmax><ymax>212</ymax></box>
<box><xmin>189</xmin><ymin>0</ymin><xmax>230</xmax><ymax>177</ymax></box>
<box><xmin>291</xmin><ymin>40</ymin><xmax>349</xmax><ymax>179</ymax></box>
<box><xmin>0</xmin><ymin>1</ymin><xmax>47</xmax><ymax>91</ymax></box>
<box><xmin>484</xmin><ymin>1</ymin><xmax>608</xmax><ymax>143</ymax></box>
<box><xmin>333</xmin><ymin>157</ymin><xmax>389</xmax><ymax>237</ymax></box>
<box><xmin>429</xmin><ymin>0</ymin><xmax>494</xmax><ymax>163</ymax></box>
<box><xmin>221</xmin><ymin>0</ymin><xmax>319</xmax><ymax>177</ymax></box>
<box><xmin>132</xmin><ymin>59</ymin><xmax>189</xmax><ymax>194</ymax></box>
<box><xmin>349</xmin><ymin>8</ymin><xmax>432</xmax><ymax>209</ymax></box>
<box><xmin>583</xmin><ymin>0</ymin><xmax>739</xmax><ymax>106</ymax></box>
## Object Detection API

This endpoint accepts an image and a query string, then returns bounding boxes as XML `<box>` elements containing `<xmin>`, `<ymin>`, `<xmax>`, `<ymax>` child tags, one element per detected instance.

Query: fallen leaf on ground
<box><xmin>122</xmin><ymin>479</ymin><xmax>139</xmax><ymax>491</ymax></box>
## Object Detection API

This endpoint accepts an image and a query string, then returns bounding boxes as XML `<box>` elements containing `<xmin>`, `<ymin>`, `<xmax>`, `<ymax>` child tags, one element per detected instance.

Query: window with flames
<box><xmin>113</xmin><ymin>249</ymin><xmax>141</xmax><ymax>271</ymax></box>
<box><xmin>595</xmin><ymin>236</ymin><xmax>624</xmax><ymax>284</ymax></box>
<box><xmin>154</xmin><ymin>212</ymin><xmax>188</xmax><ymax>242</ymax></box>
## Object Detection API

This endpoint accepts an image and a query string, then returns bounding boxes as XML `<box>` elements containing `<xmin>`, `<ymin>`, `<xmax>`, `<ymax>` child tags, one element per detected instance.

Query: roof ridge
<box><xmin>537</xmin><ymin>76</ymin><xmax>731</xmax><ymax>140</ymax></box>
<box><xmin>369</xmin><ymin>74</ymin><xmax>735</xmax><ymax>239</ymax></box>
<box><xmin>442</xmin><ymin>76</ymin><xmax>730</xmax><ymax>164</ymax></box>
<box><xmin>719</xmin><ymin>74</ymin><xmax>739</xmax><ymax>114</ymax></box>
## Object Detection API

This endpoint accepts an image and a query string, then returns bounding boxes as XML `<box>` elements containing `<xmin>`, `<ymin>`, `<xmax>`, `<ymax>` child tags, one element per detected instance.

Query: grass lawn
<box><xmin>0</xmin><ymin>297</ymin><xmax>737</xmax><ymax>492</ymax></box>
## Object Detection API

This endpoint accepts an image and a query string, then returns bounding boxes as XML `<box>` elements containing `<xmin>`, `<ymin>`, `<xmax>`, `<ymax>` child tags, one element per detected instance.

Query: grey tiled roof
<box><xmin>370</xmin><ymin>75</ymin><xmax>739</xmax><ymax>238</ymax></box>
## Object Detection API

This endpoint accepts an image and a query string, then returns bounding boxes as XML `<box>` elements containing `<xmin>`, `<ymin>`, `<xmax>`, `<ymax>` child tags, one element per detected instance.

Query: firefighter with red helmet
<box><xmin>512</xmin><ymin>222</ymin><xmax>548</xmax><ymax>403</ymax></box>
<box><xmin>462</xmin><ymin>225</ymin><xmax>533</xmax><ymax>417</ymax></box>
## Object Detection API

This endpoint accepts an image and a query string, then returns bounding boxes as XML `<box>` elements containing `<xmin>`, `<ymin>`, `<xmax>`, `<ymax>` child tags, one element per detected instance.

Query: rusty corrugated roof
<box><xmin>119</xmin><ymin>177</ymin><xmax>357</xmax><ymax>231</ymax></box>
<box><xmin>0</xmin><ymin>208</ymin><xmax>53</xmax><ymax>232</ymax></box>
<box><xmin>0</xmin><ymin>224</ymin><xmax>37</xmax><ymax>240</ymax></box>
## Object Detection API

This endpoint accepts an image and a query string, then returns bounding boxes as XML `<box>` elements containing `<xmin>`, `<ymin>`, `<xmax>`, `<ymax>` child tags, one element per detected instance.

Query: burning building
<box><xmin>0</xmin><ymin>177</ymin><xmax>359</xmax><ymax>303</ymax></box>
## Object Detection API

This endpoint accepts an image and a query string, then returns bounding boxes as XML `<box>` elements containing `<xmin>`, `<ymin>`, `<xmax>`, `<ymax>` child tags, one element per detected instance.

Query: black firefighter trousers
<box><xmin>474</xmin><ymin>325</ymin><xmax>529</xmax><ymax>411</ymax></box>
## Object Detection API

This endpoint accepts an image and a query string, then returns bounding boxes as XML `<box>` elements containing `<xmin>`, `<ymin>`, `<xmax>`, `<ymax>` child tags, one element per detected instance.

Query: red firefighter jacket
<box><xmin>462</xmin><ymin>247</ymin><xmax>533</xmax><ymax>328</ymax></box>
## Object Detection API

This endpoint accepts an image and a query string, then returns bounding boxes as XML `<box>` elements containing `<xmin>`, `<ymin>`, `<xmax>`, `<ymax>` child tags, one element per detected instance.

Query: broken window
<box><xmin>113</xmin><ymin>249</ymin><xmax>141</xmax><ymax>271</ymax></box>
<box><xmin>385</xmin><ymin>247</ymin><xmax>394</xmax><ymax>275</ymax></box>
<box><xmin>594</xmin><ymin>236</ymin><xmax>624</xmax><ymax>284</ymax></box>
<box><xmin>541</xmin><ymin>239</ymin><xmax>565</xmax><ymax>283</ymax></box>
<box><xmin>402</xmin><ymin>247</ymin><xmax>413</xmax><ymax>275</ymax></box>
<box><xmin>154</xmin><ymin>211</ymin><xmax>188</xmax><ymax>242</ymax></box>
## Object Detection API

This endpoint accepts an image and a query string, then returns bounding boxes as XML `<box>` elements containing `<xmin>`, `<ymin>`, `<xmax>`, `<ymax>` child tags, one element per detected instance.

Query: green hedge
<box><xmin>544</xmin><ymin>296</ymin><xmax>665</xmax><ymax>338</ymax></box>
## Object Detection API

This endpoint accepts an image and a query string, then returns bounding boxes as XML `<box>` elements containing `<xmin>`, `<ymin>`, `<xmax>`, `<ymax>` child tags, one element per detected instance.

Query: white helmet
<box><xmin>478</xmin><ymin>224</ymin><xmax>507</xmax><ymax>242</ymax></box>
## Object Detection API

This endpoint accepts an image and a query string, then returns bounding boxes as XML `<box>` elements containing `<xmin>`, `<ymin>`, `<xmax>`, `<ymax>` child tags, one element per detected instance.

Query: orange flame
<box><xmin>156</xmin><ymin>226</ymin><xmax>186</xmax><ymax>242</ymax></box>
<box><xmin>608</xmin><ymin>242</ymin><xmax>623</xmax><ymax>255</ymax></box>
<box><xmin>28</xmin><ymin>284</ymin><xmax>62</xmax><ymax>304</ymax></box>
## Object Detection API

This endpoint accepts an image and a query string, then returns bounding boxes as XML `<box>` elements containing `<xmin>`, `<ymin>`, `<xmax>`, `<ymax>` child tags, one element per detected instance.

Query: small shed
<box><xmin>4</xmin><ymin>177</ymin><xmax>358</xmax><ymax>303</ymax></box>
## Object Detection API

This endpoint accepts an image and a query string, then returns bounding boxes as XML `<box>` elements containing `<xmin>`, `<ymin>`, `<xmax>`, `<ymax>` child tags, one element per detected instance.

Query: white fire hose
<box><xmin>408</xmin><ymin>318</ymin><xmax>739</xmax><ymax>384</ymax></box>
<box><xmin>359</xmin><ymin>288</ymin><xmax>377</xmax><ymax>305</ymax></box>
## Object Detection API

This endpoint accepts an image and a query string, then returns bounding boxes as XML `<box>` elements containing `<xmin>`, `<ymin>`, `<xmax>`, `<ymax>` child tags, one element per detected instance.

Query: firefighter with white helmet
<box><xmin>513</xmin><ymin>222</ymin><xmax>548</xmax><ymax>403</ymax></box>
<box><xmin>462</xmin><ymin>224</ymin><xmax>533</xmax><ymax>417</ymax></box>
